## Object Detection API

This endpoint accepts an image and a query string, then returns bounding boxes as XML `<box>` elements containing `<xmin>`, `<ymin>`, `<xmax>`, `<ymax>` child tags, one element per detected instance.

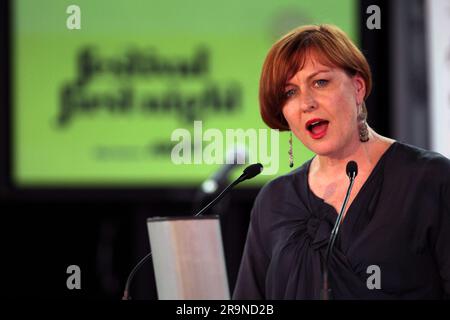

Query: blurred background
<box><xmin>0</xmin><ymin>0</ymin><xmax>448</xmax><ymax>299</ymax></box>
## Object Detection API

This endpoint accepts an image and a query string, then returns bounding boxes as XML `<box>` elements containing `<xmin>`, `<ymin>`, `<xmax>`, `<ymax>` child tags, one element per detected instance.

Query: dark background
<box><xmin>0</xmin><ymin>0</ymin><xmax>429</xmax><ymax>299</ymax></box>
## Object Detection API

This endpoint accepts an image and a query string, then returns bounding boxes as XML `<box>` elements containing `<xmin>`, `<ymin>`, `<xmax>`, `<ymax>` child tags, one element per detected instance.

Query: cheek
<box><xmin>282</xmin><ymin>104</ymin><xmax>308</xmax><ymax>141</ymax></box>
<box><xmin>331</xmin><ymin>93</ymin><xmax>357</xmax><ymax>123</ymax></box>
<box><xmin>281</xmin><ymin>103</ymin><xmax>298</xmax><ymax>126</ymax></box>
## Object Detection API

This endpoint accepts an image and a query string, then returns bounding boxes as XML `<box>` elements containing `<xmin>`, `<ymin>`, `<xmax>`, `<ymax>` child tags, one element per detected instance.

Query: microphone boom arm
<box><xmin>322</xmin><ymin>172</ymin><xmax>356</xmax><ymax>300</ymax></box>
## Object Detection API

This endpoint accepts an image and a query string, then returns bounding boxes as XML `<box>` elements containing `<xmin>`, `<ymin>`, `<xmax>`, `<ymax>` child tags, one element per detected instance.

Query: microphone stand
<box><xmin>321</xmin><ymin>170</ymin><xmax>356</xmax><ymax>300</ymax></box>
<box><xmin>122</xmin><ymin>252</ymin><xmax>153</xmax><ymax>300</ymax></box>
<box><xmin>194</xmin><ymin>178</ymin><xmax>242</xmax><ymax>217</ymax></box>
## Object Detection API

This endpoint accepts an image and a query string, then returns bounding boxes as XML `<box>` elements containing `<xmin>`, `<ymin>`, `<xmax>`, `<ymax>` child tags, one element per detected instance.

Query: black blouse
<box><xmin>233</xmin><ymin>142</ymin><xmax>450</xmax><ymax>299</ymax></box>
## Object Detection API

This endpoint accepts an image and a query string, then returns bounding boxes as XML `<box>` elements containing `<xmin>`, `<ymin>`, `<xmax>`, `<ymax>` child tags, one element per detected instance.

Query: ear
<box><xmin>352</xmin><ymin>74</ymin><xmax>366</xmax><ymax>105</ymax></box>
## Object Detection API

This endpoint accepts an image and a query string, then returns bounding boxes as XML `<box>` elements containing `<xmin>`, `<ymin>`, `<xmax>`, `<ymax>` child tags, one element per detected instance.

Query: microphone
<box><xmin>321</xmin><ymin>160</ymin><xmax>358</xmax><ymax>300</ymax></box>
<box><xmin>346</xmin><ymin>161</ymin><xmax>358</xmax><ymax>179</ymax></box>
<box><xmin>122</xmin><ymin>163</ymin><xmax>264</xmax><ymax>300</ymax></box>
<box><xmin>194</xmin><ymin>163</ymin><xmax>263</xmax><ymax>217</ymax></box>
<box><xmin>199</xmin><ymin>146</ymin><xmax>247</xmax><ymax>195</ymax></box>
<box><xmin>194</xmin><ymin>146</ymin><xmax>248</xmax><ymax>215</ymax></box>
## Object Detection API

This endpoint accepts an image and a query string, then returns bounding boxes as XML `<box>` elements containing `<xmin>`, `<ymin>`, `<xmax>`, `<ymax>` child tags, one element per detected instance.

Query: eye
<box><xmin>314</xmin><ymin>79</ymin><xmax>329</xmax><ymax>88</ymax></box>
<box><xmin>284</xmin><ymin>88</ymin><xmax>297</xmax><ymax>98</ymax></box>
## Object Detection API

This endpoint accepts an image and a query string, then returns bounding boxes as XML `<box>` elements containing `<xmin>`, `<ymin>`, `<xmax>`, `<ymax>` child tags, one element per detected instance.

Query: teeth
<box><xmin>307</xmin><ymin>120</ymin><xmax>327</xmax><ymax>131</ymax></box>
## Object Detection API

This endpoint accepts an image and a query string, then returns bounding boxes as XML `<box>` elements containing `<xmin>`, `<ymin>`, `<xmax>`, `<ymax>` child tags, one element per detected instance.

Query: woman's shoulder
<box><xmin>249</xmin><ymin>160</ymin><xmax>313</xmax><ymax>230</ymax></box>
<box><xmin>393</xmin><ymin>141</ymin><xmax>450</xmax><ymax>170</ymax></box>
<box><xmin>390</xmin><ymin>141</ymin><xmax>450</xmax><ymax>184</ymax></box>
<box><xmin>254</xmin><ymin>160</ymin><xmax>311</xmax><ymax>206</ymax></box>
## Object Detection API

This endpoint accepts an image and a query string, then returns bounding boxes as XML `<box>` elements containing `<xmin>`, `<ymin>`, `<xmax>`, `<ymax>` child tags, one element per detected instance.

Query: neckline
<box><xmin>304</xmin><ymin>141</ymin><xmax>398</xmax><ymax>222</ymax></box>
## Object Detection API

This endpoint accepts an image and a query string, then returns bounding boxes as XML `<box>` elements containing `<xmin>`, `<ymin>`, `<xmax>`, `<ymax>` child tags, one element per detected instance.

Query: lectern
<box><xmin>147</xmin><ymin>216</ymin><xmax>230</xmax><ymax>300</ymax></box>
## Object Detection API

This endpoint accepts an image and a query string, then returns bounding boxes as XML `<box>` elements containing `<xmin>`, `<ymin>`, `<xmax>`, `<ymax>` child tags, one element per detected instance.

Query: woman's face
<box><xmin>282</xmin><ymin>50</ymin><xmax>366</xmax><ymax>157</ymax></box>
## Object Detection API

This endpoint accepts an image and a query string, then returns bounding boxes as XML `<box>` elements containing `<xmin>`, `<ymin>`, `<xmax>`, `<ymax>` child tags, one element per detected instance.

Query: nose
<box><xmin>299</xmin><ymin>89</ymin><xmax>317</xmax><ymax>112</ymax></box>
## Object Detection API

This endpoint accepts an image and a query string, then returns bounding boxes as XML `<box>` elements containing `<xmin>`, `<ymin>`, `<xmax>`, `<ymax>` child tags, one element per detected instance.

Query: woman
<box><xmin>233</xmin><ymin>24</ymin><xmax>450</xmax><ymax>299</ymax></box>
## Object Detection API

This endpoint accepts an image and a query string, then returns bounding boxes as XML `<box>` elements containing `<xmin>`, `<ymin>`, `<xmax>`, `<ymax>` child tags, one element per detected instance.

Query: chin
<box><xmin>304</xmin><ymin>139</ymin><xmax>342</xmax><ymax>157</ymax></box>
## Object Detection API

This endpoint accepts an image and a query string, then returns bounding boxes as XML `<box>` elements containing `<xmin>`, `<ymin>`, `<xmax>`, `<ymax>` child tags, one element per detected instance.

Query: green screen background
<box><xmin>13</xmin><ymin>0</ymin><xmax>357</xmax><ymax>187</ymax></box>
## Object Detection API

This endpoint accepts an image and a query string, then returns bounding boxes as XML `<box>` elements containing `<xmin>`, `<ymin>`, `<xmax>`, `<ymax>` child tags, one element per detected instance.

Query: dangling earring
<box><xmin>288</xmin><ymin>131</ymin><xmax>294</xmax><ymax>168</ymax></box>
<box><xmin>358</xmin><ymin>101</ymin><xmax>369</xmax><ymax>142</ymax></box>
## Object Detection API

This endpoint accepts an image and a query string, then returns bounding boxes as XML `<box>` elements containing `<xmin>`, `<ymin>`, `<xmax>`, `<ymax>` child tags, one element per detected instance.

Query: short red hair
<box><xmin>259</xmin><ymin>24</ymin><xmax>372</xmax><ymax>130</ymax></box>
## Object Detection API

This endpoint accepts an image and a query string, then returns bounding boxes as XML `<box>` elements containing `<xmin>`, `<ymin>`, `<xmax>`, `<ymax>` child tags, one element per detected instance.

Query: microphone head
<box><xmin>242</xmin><ymin>163</ymin><xmax>263</xmax><ymax>180</ymax></box>
<box><xmin>346</xmin><ymin>161</ymin><xmax>358</xmax><ymax>179</ymax></box>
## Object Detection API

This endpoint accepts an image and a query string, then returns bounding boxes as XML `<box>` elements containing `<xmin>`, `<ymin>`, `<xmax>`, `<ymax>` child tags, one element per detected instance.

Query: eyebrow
<box><xmin>285</xmin><ymin>69</ymin><xmax>331</xmax><ymax>87</ymax></box>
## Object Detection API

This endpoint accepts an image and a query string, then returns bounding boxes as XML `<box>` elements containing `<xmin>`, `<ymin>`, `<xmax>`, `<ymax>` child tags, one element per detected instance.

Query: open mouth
<box><xmin>305</xmin><ymin>119</ymin><xmax>329</xmax><ymax>139</ymax></box>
